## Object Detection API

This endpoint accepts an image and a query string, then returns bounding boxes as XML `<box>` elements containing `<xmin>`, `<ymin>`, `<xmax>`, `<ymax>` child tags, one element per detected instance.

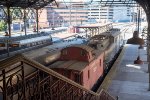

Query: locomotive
<box><xmin>35</xmin><ymin>28</ymin><xmax>124</xmax><ymax>90</ymax></box>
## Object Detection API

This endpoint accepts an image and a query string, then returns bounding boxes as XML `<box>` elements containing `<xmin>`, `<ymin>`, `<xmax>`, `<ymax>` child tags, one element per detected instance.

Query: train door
<box><xmin>74</xmin><ymin>72</ymin><xmax>81</xmax><ymax>84</ymax></box>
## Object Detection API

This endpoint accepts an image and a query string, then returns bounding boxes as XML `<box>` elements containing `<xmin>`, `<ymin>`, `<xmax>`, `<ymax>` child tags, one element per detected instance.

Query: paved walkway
<box><xmin>108</xmin><ymin>44</ymin><xmax>150</xmax><ymax>100</ymax></box>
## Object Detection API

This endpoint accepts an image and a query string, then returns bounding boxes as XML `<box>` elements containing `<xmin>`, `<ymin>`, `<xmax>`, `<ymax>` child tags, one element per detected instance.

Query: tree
<box><xmin>0</xmin><ymin>21</ymin><xmax>7</xmax><ymax>31</ymax></box>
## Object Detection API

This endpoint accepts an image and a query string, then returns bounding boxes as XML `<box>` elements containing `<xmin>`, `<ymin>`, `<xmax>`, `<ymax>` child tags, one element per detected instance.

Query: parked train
<box><xmin>0</xmin><ymin>27</ymin><xmax>69</xmax><ymax>51</ymax></box>
<box><xmin>0</xmin><ymin>32</ymin><xmax>53</xmax><ymax>51</ymax></box>
<box><xmin>34</xmin><ymin>28</ymin><xmax>124</xmax><ymax>90</ymax></box>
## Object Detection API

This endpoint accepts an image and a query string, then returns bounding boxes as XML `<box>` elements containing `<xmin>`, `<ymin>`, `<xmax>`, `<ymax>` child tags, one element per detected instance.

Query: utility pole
<box><xmin>23</xmin><ymin>9</ymin><xmax>27</xmax><ymax>35</ymax></box>
<box><xmin>69</xmin><ymin>0</ymin><xmax>72</xmax><ymax>26</ymax></box>
<box><xmin>137</xmin><ymin>8</ymin><xmax>140</xmax><ymax>34</ymax></box>
<box><xmin>36</xmin><ymin>9</ymin><xmax>39</xmax><ymax>33</ymax></box>
<box><xmin>52</xmin><ymin>12</ymin><xmax>55</xmax><ymax>30</ymax></box>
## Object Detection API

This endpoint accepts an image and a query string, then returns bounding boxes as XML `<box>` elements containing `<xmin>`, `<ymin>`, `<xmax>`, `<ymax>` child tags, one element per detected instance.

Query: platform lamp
<box><xmin>126</xmin><ymin>7</ymin><xmax>144</xmax><ymax>64</ymax></box>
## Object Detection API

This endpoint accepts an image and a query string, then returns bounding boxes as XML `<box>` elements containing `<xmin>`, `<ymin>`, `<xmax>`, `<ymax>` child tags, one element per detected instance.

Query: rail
<box><xmin>0</xmin><ymin>54</ymin><xmax>116</xmax><ymax>100</ymax></box>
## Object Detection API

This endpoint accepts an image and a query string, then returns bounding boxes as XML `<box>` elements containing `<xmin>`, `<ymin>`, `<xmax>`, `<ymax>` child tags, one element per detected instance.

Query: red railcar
<box><xmin>47</xmin><ymin>29</ymin><xmax>123</xmax><ymax>90</ymax></box>
<box><xmin>48</xmin><ymin>44</ymin><xmax>104</xmax><ymax>89</ymax></box>
<box><xmin>33</xmin><ymin>28</ymin><xmax>122</xmax><ymax>90</ymax></box>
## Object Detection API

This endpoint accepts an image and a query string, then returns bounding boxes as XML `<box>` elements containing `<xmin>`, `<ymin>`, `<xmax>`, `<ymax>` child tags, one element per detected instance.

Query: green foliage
<box><xmin>0</xmin><ymin>21</ymin><xmax>7</xmax><ymax>31</ymax></box>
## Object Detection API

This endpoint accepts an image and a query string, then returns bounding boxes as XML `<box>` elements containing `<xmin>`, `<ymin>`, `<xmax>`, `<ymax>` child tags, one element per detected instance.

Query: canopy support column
<box><xmin>36</xmin><ymin>9</ymin><xmax>39</xmax><ymax>34</ymax></box>
<box><xmin>23</xmin><ymin>9</ymin><xmax>27</xmax><ymax>35</ymax></box>
<box><xmin>7</xmin><ymin>6</ymin><xmax>11</xmax><ymax>37</ymax></box>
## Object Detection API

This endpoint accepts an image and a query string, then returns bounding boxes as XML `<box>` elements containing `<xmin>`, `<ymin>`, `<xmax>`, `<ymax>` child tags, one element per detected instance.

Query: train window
<box><xmin>88</xmin><ymin>70</ymin><xmax>90</xmax><ymax>79</ymax></box>
<box><xmin>74</xmin><ymin>73</ymin><xmax>80</xmax><ymax>83</ymax></box>
<box><xmin>0</xmin><ymin>43</ymin><xmax>5</xmax><ymax>47</ymax></box>
<box><xmin>81</xmin><ymin>50</ymin><xmax>86</xmax><ymax>56</ymax></box>
<box><xmin>63</xmin><ymin>71</ymin><xmax>69</xmax><ymax>78</ymax></box>
<box><xmin>62</xmin><ymin>50</ymin><xmax>67</xmax><ymax>55</ymax></box>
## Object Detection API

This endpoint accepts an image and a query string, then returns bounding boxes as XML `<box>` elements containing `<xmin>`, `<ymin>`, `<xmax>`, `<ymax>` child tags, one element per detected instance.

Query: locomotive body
<box><xmin>47</xmin><ymin>28</ymin><xmax>123</xmax><ymax>90</ymax></box>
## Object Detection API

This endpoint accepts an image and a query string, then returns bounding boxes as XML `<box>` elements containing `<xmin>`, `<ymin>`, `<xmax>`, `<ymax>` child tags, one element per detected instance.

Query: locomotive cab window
<box><xmin>74</xmin><ymin>73</ymin><xmax>80</xmax><ymax>83</ymax></box>
<box><xmin>62</xmin><ymin>49</ymin><xmax>67</xmax><ymax>55</ymax></box>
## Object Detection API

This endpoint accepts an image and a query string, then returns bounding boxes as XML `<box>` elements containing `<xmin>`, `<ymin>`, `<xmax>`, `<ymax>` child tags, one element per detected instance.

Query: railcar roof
<box><xmin>63</xmin><ymin>44</ymin><xmax>94</xmax><ymax>53</ymax></box>
<box><xmin>48</xmin><ymin>60</ymin><xmax>88</xmax><ymax>72</ymax></box>
<box><xmin>100</xmin><ymin>29</ymin><xmax>121</xmax><ymax>37</ymax></box>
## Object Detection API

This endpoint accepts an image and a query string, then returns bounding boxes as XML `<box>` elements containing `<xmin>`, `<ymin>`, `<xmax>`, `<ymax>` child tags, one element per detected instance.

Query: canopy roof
<box><xmin>0</xmin><ymin>0</ymin><xmax>148</xmax><ymax>8</ymax></box>
<box><xmin>94</xmin><ymin>0</ymin><xmax>137</xmax><ymax>7</ymax></box>
<box><xmin>0</xmin><ymin>0</ymin><xmax>54</xmax><ymax>9</ymax></box>
<box><xmin>58</xmin><ymin>0</ymin><xmax>138</xmax><ymax>7</ymax></box>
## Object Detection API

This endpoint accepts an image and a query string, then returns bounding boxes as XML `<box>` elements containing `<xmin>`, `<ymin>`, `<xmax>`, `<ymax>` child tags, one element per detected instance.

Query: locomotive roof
<box><xmin>48</xmin><ymin>60</ymin><xmax>88</xmax><ymax>72</ymax></box>
<box><xmin>100</xmin><ymin>29</ymin><xmax>121</xmax><ymax>37</ymax></box>
<box><xmin>63</xmin><ymin>44</ymin><xmax>94</xmax><ymax>53</ymax></box>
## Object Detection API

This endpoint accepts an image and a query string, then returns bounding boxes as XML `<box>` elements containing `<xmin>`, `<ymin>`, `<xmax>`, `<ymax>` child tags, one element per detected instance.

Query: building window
<box><xmin>81</xmin><ymin>50</ymin><xmax>86</xmax><ymax>56</ymax></box>
<box><xmin>88</xmin><ymin>70</ymin><xmax>90</xmax><ymax>79</ymax></box>
<box><xmin>74</xmin><ymin>73</ymin><xmax>80</xmax><ymax>83</ymax></box>
<box><xmin>62</xmin><ymin>49</ymin><xmax>67</xmax><ymax>55</ymax></box>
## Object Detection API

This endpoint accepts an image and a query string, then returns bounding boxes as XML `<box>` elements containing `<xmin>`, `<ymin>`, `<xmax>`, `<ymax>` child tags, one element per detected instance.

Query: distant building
<box><xmin>113</xmin><ymin>7</ymin><xmax>132</xmax><ymax>22</ymax></box>
<box><xmin>88</xmin><ymin>2</ymin><xmax>132</xmax><ymax>23</ymax></box>
<box><xmin>38</xmin><ymin>1</ymin><xmax>88</xmax><ymax>28</ymax></box>
<box><xmin>88</xmin><ymin>3</ymin><xmax>114</xmax><ymax>23</ymax></box>
<box><xmin>0</xmin><ymin>8</ymin><xmax>5</xmax><ymax>20</ymax></box>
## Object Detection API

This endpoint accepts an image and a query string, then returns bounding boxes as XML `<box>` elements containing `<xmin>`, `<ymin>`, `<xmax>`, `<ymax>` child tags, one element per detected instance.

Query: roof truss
<box><xmin>58</xmin><ymin>0</ymin><xmax>138</xmax><ymax>7</ymax></box>
<box><xmin>0</xmin><ymin>0</ymin><xmax>54</xmax><ymax>9</ymax></box>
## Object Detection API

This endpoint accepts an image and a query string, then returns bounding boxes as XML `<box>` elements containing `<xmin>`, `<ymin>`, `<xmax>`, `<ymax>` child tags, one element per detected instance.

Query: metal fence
<box><xmin>0</xmin><ymin>54</ymin><xmax>116</xmax><ymax>100</ymax></box>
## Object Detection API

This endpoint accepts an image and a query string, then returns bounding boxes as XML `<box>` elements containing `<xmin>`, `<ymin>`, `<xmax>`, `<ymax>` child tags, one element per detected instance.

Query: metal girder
<box><xmin>93</xmin><ymin>0</ymin><xmax>137</xmax><ymax>7</ymax></box>
<box><xmin>77</xmin><ymin>23</ymin><xmax>113</xmax><ymax>38</ymax></box>
<box><xmin>0</xmin><ymin>0</ymin><xmax>54</xmax><ymax>9</ymax></box>
<box><xmin>58</xmin><ymin>0</ymin><xmax>138</xmax><ymax>7</ymax></box>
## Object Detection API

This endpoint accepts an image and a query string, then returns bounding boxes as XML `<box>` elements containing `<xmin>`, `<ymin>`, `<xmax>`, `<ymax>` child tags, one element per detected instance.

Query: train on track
<box><xmin>0</xmin><ymin>32</ymin><xmax>53</xmax><ymax>51</ymax></box>
<box><xmin>0</xmin><ymin>27</ymin><xmax>67</xmax><ymax>50</ymax></box>
<box><xmin>34</xmin><ymin>28</ymin><xmax>124</xmax><ymax>90</ymax></box>
<box><xmin>0</xmin><ymin>27</ymin><xmax>69</xmax><ymax>51</ymax></box>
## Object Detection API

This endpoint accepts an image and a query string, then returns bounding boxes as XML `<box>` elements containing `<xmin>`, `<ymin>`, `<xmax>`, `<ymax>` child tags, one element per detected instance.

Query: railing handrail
<box><xmin>0</xmin><ymin>54</ymin><xmax>116</xmax><ymax>100</ymax></box>
<box><xmin>99</xmin><ymin>89</ymin><xmax>116</xmax><ymax>100</ymax></box>
<box><xmin>0</xmin><ymin>54</ymin><xmax>99</xmax><ymax>96</ymax></box>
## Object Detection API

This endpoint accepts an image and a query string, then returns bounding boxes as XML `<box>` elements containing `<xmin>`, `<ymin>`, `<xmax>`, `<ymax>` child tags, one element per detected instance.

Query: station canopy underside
<box><xmin>0</xmin><ymin>0</ymin><xmax>54</xmax><ymax>9</ymax></box>
<box><xmin>94</xmin><ymin>0</ymin><xmax>137</xmax><ymax>7</ymax></box>
<box><xmin>58</xmin><ymin>0</ymin><xmax>140</xmax><ymax>7</ymax></box>
<box><xmin>0</xmin><ymin>0</ymin><xmax>147</xmax><ymax>8</ymax></box>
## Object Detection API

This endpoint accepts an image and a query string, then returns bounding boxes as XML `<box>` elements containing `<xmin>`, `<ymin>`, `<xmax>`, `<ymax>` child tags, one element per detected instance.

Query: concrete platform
<box><xmin>108</xmin><ymin>44</ymin><xmax>150</xmax><ymax>100</ymax></box>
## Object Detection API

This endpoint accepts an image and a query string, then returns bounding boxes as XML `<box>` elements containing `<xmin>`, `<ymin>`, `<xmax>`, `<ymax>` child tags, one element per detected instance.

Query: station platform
<box><xmin>106</xmin><ymin>44</ymin><xmax>150</xmax><ymax>100</ymax></box>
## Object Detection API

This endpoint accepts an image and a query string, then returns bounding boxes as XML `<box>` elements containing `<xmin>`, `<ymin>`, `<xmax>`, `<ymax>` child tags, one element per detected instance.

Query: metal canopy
<box><xmin>0</xmin><ymin>0</ymin><xmax>54</xmax><ymax>9</ymax></box>
<box><xmin>94</xmin><ymin>0</ymin><xmax>137</xmax><ymax>7</ymax></box>
<box><xmin>58</xmin><ymin>0</ymin><xmax>138</xmax><ymax>7</ymax></box>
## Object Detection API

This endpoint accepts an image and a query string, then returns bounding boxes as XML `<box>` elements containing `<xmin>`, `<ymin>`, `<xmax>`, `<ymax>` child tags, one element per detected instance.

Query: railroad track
<box><xmin>0</xmin><ymin>34</ymin><xmax>79</xmax><ymax>60</ymax></box>
<box><xmin>0</xmin><ymin>23</ymin><xmax>135</xmax><ymax>60</ymax></box>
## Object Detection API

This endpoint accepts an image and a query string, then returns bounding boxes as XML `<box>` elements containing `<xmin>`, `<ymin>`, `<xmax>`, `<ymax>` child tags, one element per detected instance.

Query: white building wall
<box><xmin>88</xmin><ymin>3</ymin><xmax>114</xmax><ymax>23</ymax></box>
<box><xmin>113</xmin><ymin>7</ymin><xmax>131</xmax><ymax>22</ymax></box>
<box><xmin>88</xmin><ymin>3</ymin><xmax>132</xmax><ymax>23</ymax></box>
